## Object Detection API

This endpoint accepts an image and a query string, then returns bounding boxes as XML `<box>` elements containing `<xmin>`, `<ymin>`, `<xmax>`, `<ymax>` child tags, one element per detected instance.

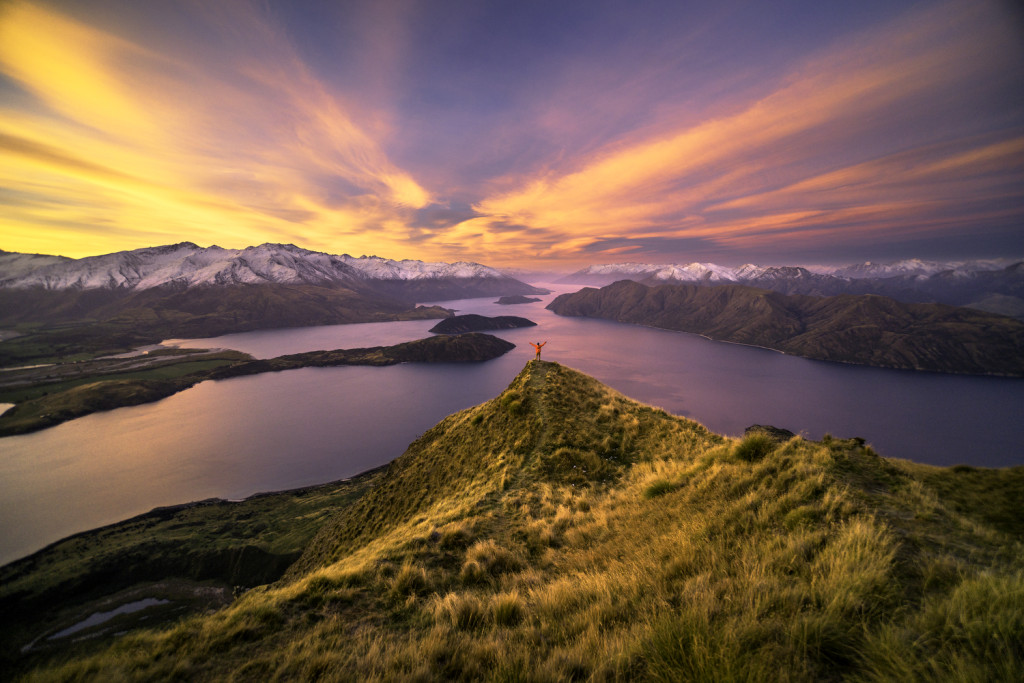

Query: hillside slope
<box><xmin>548</xmin><ymin>280</ymin><xmax>1024</xmax><ymax>376</ymax></box>
<box><xmin>8</xmin><ymin>362</ymin><xmax>1024</xmax><ymax>680</ymax></box>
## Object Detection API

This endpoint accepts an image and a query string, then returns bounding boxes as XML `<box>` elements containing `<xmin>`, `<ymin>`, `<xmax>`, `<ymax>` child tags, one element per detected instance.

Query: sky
<box><xmin>1</xmin><ymin>0</ymin><xmax>1022</xmax><ymax>269</ymax></box>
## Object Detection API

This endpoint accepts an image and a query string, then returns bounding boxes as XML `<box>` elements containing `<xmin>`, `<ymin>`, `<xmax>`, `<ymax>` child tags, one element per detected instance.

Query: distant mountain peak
<box><xmin>0</xmin><ymin>243</ymin><xmax>525</xmax><ymax>292</ymax></box>
<box><xmin>557</xmin><ymin>257</ymin><xmax>1024</xmax><ymax>319</ymax></box>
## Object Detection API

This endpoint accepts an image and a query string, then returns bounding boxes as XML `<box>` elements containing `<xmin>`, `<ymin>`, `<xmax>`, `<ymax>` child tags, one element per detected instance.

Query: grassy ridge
<box><xmin>7</xmin><ymin>362</ymin><xmax>1024</xmax><ymax>680</ymax></box>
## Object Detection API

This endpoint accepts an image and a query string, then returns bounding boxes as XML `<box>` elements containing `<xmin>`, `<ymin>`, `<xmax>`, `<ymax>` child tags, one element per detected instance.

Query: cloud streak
<box><xmin>0</xmin><ymin>0</ymin><xmax>1020</xmax><ymax>266</ymax></box>
<box><xmin>453</xmin><ymin>0</ymin><xmax>1024</xmax><ymax>265</ymax></box>
<box><xmin>0</xmin><ymin>0</ymin><xmax>431</xmax><ymax>257</ymax></box>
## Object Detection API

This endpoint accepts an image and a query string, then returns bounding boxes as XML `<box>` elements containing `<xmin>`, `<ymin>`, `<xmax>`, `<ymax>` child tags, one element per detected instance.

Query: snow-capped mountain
<box><xmin>564</xmin><ymin>262</ymin><xmax>739</xmax><ymax>286</ymax></box>
<box><xmin>823</xmin><ymin>259</ymin><xmax>1014</xmax><ymax>280</ymax></box>
<box><xmin>648</xmin><ymin>262</ymin><xmax>737</xmax><ymax>282</ymax></box>
<box><xmin>0</xmin><ymin>250</ymin><xmax>73</xmax><ymax>281</ymax></box>
<box><xmin>0</xmin><ymin>242</ymin><xmax>524</xmax><ymax>292</ymax></box>
<box><xmin>559</xmin><ymin>257</ymin><xmax>1024</xmax><ymax>319</ymax></box>
<box><xmin>562</xmin><ymin>257</ymin><xmax>1018</xmax><ymax>286</ymax></box>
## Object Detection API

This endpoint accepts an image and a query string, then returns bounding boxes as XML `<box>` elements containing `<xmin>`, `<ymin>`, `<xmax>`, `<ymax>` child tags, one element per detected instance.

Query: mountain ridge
<box><xmin>0</xmin><ymin>242</ymin><xmax>538</xmax><ymax>293</ymax></box>
<box><xmin>559</xmin><ymin>258</ymin><xmax>1024</xmax><ymax>318</ymax></box>
<box><xmin>0</xmin><ymin>244</ymin><xmax>543</xmax><ymax>365</ymax></box>
<box><xmin>547</xmin><ymin>279</ymin><xmax>1024</xmax><ymax>376</ymax></box>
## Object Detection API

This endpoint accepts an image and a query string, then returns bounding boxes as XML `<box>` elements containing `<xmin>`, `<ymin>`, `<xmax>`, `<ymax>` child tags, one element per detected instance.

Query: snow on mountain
<box><xmin>335</xmin><ymin>254</ymin><xmax>506</xmax><ymax>281</ymax></box>
<box><xmin>0</xmin><ymin>250</ymin><xmax>73</xmax><ymax>280</ymax></box>
<box><xmin>567</xmin><ymin>262</ymin><xmax>738</xmax><ymax>283</ymax></box>
<box><xmin>575</xmin><ymin>263</ymin><xmax>663</xmax><ymax>276</ymax></box>
<box><xmin>827</xmin><ymin>258</ymin><xmax>1016</xmax><ymax>279</ymax></box>
<box><xmin>648</xmin><ymin>263</ymin><xmax>737</xmax><ymax>282</ymax></box>
<box><xmin>0</xmin><ymin>243</ymin><xmax>512</xmax><ymax>291</ymax></box>
<box><xmin>566</xmin><ymin>257</ymin><xmax>1021</xmax><ymax>285</ymax></box>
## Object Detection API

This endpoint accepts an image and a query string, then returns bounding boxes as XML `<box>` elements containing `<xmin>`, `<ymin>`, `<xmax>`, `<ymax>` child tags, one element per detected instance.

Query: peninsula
<box><xmin>0</xmin><ymin>334</ymin><xmax>515</xmax><ymax>436</ymax></box>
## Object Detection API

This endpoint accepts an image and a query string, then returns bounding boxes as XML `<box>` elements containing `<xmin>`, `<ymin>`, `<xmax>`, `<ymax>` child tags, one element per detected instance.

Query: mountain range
<box><xmin>0</xmin><ymin>242</ymin><xmax>538</xmax><ymax>298</ymax></box>
<box><xmin>559</xmin><ymin>258</ymin><xmax>1024</xmax><ymax>319</ymax></box>
<box><xmin>0</xmin><ymin>243</ymin><xmax>542</xmax><ymax>365</ymax></box>
<box><xmin>548</xmin><ymin>279</ymin><xmax>1024</xmax><ymax>376</ymax></box>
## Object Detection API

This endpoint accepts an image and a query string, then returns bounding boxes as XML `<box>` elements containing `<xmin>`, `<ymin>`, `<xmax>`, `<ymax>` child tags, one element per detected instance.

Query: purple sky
<box><xmin>1</xmin><ymin>0</ymin><xmax>1022</xmax><ymax>267</ymax></box>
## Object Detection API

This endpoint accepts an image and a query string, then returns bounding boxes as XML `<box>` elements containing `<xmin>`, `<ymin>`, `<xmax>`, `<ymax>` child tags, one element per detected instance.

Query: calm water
<box><xmin>1</xmin><ymin>284</ymin><xmax>1022</xmax><ymax>564</ymax></box>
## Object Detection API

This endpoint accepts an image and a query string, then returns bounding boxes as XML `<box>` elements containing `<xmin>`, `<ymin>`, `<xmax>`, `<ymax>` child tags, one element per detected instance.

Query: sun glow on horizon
<box><xmin>1</xmin><ymin>0</ymin><xmax>1022</xmax><ymax>267</ymax></box>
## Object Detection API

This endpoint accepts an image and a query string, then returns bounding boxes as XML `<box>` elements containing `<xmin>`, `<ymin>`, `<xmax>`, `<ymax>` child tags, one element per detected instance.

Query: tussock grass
<box><xmin>734</xmin><ymin>429</ymin><xmax>779</xmax><ymax>462</ymax></box>
<box><xmin>12</xmin><ymin>361</ymin><xmax>1024</xmax><ymax>681</ymax></box>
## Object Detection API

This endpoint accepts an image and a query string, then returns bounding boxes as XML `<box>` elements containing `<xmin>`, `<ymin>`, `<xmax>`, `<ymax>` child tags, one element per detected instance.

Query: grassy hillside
<box><xmin>6</xmin><ymin>361</ymin><xmax>1024</xmax><ymax>680</ymax></box>
<box><xmin>548</xmin><ymin>280</ymin><xmax>1024</xmax><ymax>376</ymax></box>
<box><xmin>0</xmin><ymin>470</ymin><xmax>386</xmax><ymax>668</ymax></box>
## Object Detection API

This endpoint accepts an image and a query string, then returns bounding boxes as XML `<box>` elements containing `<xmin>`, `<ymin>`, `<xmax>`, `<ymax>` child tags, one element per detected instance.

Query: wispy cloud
<box><xmin>0</xmin><ymin>0</ymin><xmax>431</xmax><ymax>257</ymax></box>
<box><xmin>0</xmin><ymin>0</ymin><xmax>1020</xmax><ymax>266</ymax></box>
<box><xmin>452</xmin><ymin>0</ymin><xmax>1024</xmax><ymax>265</ymax></box>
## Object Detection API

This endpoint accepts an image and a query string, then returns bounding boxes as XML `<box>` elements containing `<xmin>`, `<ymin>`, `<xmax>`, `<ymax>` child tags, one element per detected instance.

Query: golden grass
<box><xmin>15</xmin><ymin>361</ymin><xmax>1024</xmax><ymax>681</ymax></box>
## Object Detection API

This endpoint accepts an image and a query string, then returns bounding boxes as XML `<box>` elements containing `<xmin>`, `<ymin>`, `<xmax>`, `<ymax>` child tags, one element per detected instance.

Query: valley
<box><xmin>6</xmin><ymin>0</ymin><xmax>1023</xmax><ymax>678</ymax></box>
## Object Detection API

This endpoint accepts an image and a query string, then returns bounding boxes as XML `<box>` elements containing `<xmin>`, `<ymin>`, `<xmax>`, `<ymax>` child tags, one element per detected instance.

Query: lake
<box><xmin>1</xmin><ymin>284</ymin><xmax>1022</xmax><ymax>565</ymax></box>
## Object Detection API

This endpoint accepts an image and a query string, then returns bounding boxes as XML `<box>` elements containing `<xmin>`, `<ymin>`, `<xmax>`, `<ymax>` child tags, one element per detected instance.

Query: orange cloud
<box><xmin>0</xmin><ymin>1</ymin><xmax>431</xmax><ymax>258</ymax></box>
<box><xmin>0</xmin><ymin>0</ymin><xmax>1020</xmax><ymax>268</ymax></box>
<box><xmin>455</xmin><ymin>0</ymin><xmax>1024</xmax><ymax>265</ymax></box>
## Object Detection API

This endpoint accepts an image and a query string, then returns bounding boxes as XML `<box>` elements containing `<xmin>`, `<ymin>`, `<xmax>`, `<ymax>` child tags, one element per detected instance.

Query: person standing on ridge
<box><xmin>530</xmin><ymin>341</ymin><xmax>547</xmax><ymax>359</ymax></box>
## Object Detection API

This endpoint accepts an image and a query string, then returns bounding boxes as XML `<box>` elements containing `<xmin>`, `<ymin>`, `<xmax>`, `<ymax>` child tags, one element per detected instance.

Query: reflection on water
<box><xmin>1</xmin><ymin>284</ymin><xmax>1022</xmax><ymax>564</ymax></box>
<box><xmin>165</xmin><ymin>318</ymin><xmax>441</xmax><ymax>359</ymax></box>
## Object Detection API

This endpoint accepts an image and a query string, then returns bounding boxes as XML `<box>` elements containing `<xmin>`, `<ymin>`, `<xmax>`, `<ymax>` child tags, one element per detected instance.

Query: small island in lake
<box><xmin>495</xmin><ymin>295</ymin><xmax>542</xmax><ymax>305</ymax></box>
<box><xmin>428</xmin><ymin>313</ymin><xmax>537</xmax><ymax>334</ymax></box>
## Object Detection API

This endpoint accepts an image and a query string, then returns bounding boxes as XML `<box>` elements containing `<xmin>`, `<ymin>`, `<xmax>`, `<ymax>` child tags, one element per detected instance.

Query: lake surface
<box><xmin>2</xmin><ymin>284</ymin><xmax>1022</xmax><ymax>564</ymax></box>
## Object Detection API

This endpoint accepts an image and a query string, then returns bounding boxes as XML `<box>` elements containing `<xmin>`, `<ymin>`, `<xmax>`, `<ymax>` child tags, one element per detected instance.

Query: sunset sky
<box><xmin>1</xmin><ymin>0</ymin><xmax>1022</xmax><ymax>269</ymax></box>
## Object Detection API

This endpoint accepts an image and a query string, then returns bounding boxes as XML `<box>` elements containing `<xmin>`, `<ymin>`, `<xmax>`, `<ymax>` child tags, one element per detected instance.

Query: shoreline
<box><xmin>0</xmin><ymin>464</ymin><xmax>390</xmax><ymax>572</ymax></box>
<box><xmin>561</xmin><ymin>313</ymin><xmax>1024</xmax><ymax>379</ymax></box>
<box><xmin>0</xmin><ymin>333</ymin><xmax>515</xmax><ymax>437</ymax></box>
